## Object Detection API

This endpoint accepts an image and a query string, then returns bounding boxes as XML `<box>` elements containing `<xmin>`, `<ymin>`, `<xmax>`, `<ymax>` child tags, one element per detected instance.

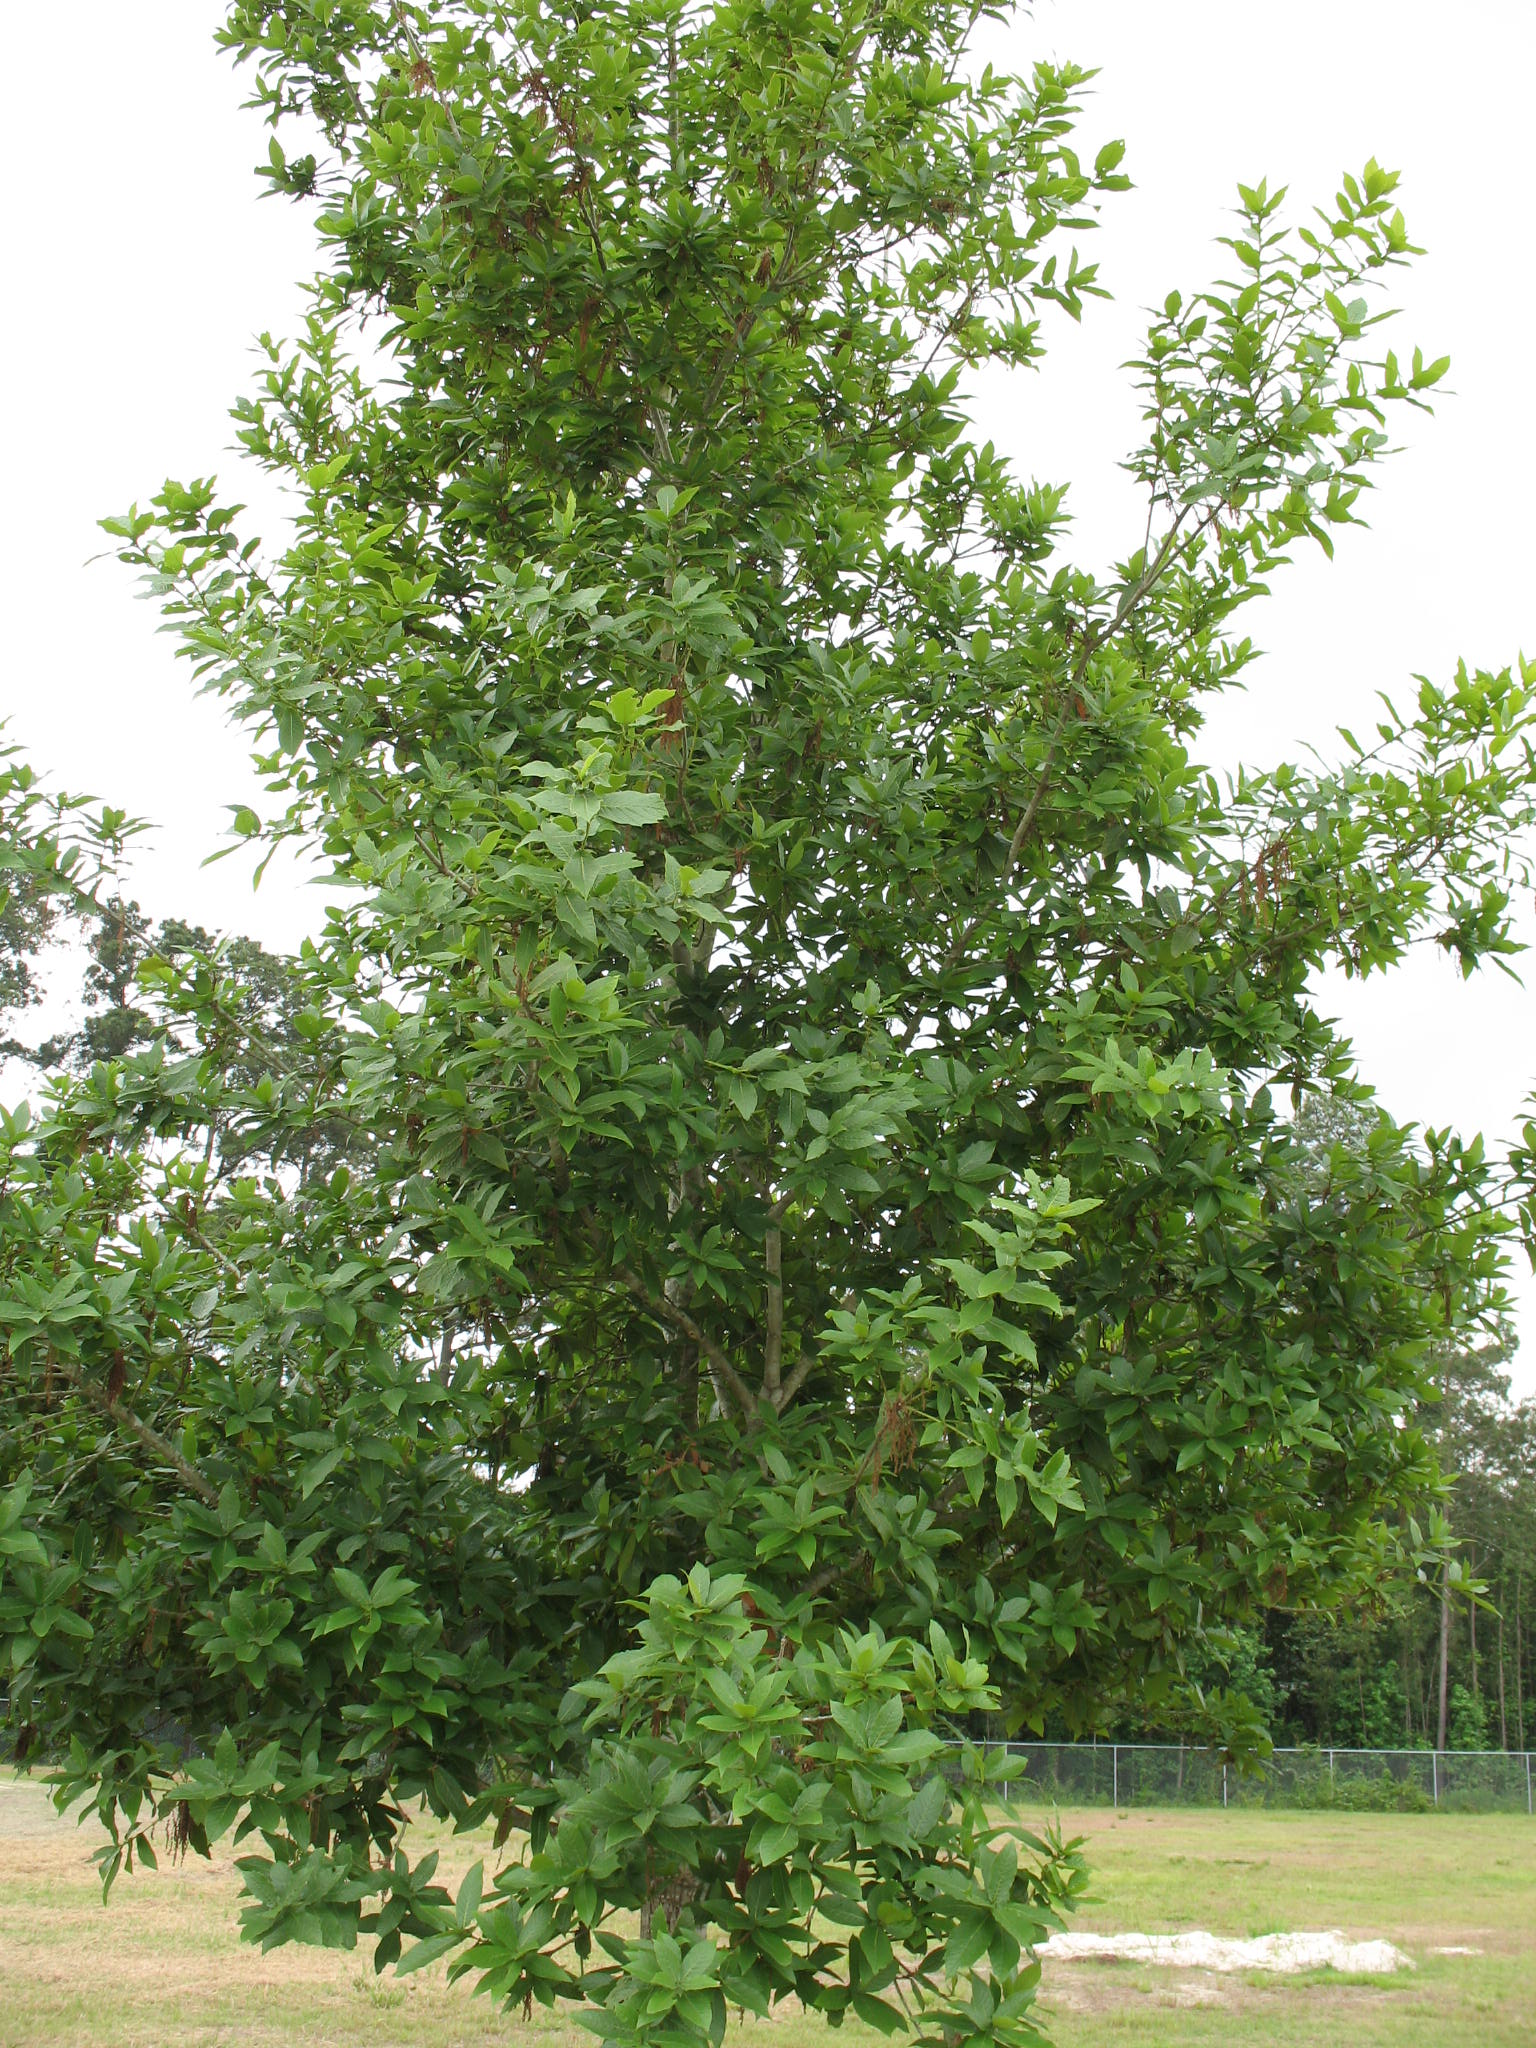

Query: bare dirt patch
<box><xmin>1040</xmin><ymin>1929</ymin><xmax>1411</xmax><ymax>1974</ymax></box>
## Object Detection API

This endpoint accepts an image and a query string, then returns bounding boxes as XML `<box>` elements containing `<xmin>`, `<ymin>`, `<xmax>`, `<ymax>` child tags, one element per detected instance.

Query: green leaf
<box><xmin>600</xmin><ymin>790</ymin><xmax>667</xmax><ymax>828</ymax></box>
<box><xmin>397</xmin><ymin>1933</ymin><xmax>465</xmax><ymax>1976</ymax></box>
<box><xmin>456</xmin><ymin>1862</ymin><xmax>484</xmax><ymax>1927</ymax></box>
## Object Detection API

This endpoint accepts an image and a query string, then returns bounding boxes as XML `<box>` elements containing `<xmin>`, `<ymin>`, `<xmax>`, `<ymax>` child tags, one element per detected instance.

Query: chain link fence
<box><xmin>978</xmin><ymin>1741</ymin><xmax>1535</xmax><ymax>1814</ymax></box>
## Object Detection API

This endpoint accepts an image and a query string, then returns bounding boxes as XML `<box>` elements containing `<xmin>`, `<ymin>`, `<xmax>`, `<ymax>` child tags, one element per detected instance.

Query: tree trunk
<box><xmin>1436</xmin><ymin>1354</ymin><xmax>1452</xmax><ymax>1753</ymax></box>
<box><xmin>1469</xmin><ymin>1546</ymin><xmax>1478</xmax><ymax>1699</ymax></box>
<box><xmin>1516</xmin><ymin>1573</ymin><xmax>1525</xmax><ymax>1751</ymax></box>
<box><xmin>1497</xmin><ymin>1600</ymin><xmax>1508</xmax><ymax>1750</ymax></box>
<box><xmin>1402</xmin><ymin>1633</ymin><xmax>1413</xmax><ymax>1744</ymax></box>
<box><xmin>1417</xmin><ymin>1630</ymin><xmax>1431</xmax><ymax>1743</ymax></box>
<box><xmin>1437</xmin><ymin>1557</ymin><xmax>1452</xmax><ymax>1751</ymax></box>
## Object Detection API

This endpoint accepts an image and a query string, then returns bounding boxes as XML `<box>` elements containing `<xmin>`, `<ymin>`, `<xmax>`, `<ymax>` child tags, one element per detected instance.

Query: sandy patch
<box><xmin>1041</xmin><ymin>1929</ymin><xmax>1412</xmax><ymax>1974</ymax></box>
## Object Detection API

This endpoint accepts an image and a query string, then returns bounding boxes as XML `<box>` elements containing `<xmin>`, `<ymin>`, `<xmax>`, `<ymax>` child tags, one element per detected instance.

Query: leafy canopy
<box><xmin>3</xmin><ymin>3</ymin><xmax>1533</xmax><ymax>2045</ymax></box>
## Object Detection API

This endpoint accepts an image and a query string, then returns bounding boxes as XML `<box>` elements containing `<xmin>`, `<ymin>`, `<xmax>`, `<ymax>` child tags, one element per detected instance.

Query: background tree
<box><xmin>1172</xmin><ymin>1317</ymin><xmax>1536</xmax><ymax>1756</ymax></box>
<box><xmin>1087</xmin><ymin>1102</ymin><xmax>1535</xmax><ymax>1757</ymax></box>
<box><xmin>0</xmin><ymin>864</ymin><xmax>60</xmax><ymax>1066</ymax></box>
<box><xmin>33</xmin><ymin>901</ymin><xmax>371</xmax><ymax>1188</ymax></box>
<box><xmin>0</xmin><ymin>736</ymin><xmax>141</xmax><ymax>1060</ymax></box>
<box><xmin>3</xmin><ymin>6</ymin><xmax>1535</xmax><ymax>2047</ymax></box>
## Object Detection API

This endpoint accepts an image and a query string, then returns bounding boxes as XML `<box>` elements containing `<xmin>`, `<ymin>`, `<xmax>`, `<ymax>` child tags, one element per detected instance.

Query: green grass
<box><xmin>1</xmin><ymin>1776</ymin><xmax>1531</xmax><ymax>2047</ymax></box>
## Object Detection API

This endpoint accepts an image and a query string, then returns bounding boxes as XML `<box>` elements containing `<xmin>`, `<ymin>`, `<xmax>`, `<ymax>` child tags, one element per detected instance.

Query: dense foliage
<box><xmin>4</xmin><ymin>4</ymin><xmax>1535</xmax><ymax>2044</ymax></box>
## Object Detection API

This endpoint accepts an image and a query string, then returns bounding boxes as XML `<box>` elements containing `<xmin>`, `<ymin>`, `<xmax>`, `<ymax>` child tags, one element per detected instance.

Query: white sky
<box><xmin>2</xmin><ymin>1</ymin><xmax>1532</xmax><ymax>1385</ymax></box>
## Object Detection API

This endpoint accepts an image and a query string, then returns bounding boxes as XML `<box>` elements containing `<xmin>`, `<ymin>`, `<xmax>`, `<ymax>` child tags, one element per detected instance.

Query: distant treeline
<box><xmin>1158</xmin><ymin>1329</ymin><xmax>1535</xmax><ymax>1753</ymax></box>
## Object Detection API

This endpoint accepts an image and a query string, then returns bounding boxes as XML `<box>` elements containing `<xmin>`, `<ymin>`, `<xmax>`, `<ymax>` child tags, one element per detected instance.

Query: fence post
<box><xmin>1222</xmin><ymin>1762</ymin><xmax>1228</xmax><ymax>1809</ymax></box>
<box><xmin>1432</xmin><ymin>1752</ymin><xmax>1439</xmax><ymax>1808</ymax></box>
<box><xmin>1526</xmin><ymin>1752</ymin><xmax>1532</xmax><ymax>1818</ymax></box>
<box><xmin>1328</xmin><ymin>1748</ymin><xmax>1335</xmax><ymax>1794</ymax></box>
<box><xmin>1112</xmin><ymin>1745</ymin><xmax>1119</xmax><ymax>1810</ymax></box>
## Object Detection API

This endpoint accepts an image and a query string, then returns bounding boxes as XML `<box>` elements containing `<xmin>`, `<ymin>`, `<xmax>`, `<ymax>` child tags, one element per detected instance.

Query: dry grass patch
<box><xmin>1036</xmin><ymin>1805</ymin><xmax>1534</xmax><ymax>2047</ymax></box>
<box><xmin>2</xmin><ymin>1778</ymin><xmax>1532</xmax><ymax>2048</ymax></box>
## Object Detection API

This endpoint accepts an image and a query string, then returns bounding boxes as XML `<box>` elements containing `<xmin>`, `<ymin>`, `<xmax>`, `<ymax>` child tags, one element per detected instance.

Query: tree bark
<box><xmin>1436</xmin><ymin>1354</ymin><xmax>1452</xmax><ymax>1752</ymax></box>
<box><xmin>1437</xmin><ymin>1558</ymin><xmax>1452</xmax><ymax>1752</ymax></box>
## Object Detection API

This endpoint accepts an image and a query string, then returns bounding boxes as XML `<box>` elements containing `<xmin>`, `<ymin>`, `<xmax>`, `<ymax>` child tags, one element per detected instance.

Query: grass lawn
<box><xmin>1</xmin><ymin>1775</ymin><xmax>1530</xmax><ymax>2047</ymax></box>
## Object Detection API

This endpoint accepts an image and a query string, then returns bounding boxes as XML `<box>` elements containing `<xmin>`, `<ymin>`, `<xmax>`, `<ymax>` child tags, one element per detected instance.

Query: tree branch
<box><xmin>774</xmin><ymin>1344</ymin><xmax>817</xmax><ymax>1414</ymax></box>
<box><xmin>686</xmin><ymin>18</ymin><xmax>870</xmax><ymax>445</ymax></box>
<box><xmin>56</xmin><ymin>1360</ymin><xmax>219</xmax><ymax>1506</ymax></box>
<box><xmin>616</xmin><ymin>1267</ymin><xmax>758</xmax><ymax>1420</ymax></box>
<box><xmin>942</xmin><ymin>500</ymin><xmax>1224</xmax><ymax>973</ymax></box>
<box><xmin>762</xmin><ymin>1226</ymin><xmax>783</xmax><ymax>1399</ymax></box>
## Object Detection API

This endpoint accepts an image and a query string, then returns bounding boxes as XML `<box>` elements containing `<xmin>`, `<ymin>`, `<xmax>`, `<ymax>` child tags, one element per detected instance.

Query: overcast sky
<box><xmin>3</xmin><ymin>2</ymin><xmax>1532</xmax><ymax>1384</ymax></box>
